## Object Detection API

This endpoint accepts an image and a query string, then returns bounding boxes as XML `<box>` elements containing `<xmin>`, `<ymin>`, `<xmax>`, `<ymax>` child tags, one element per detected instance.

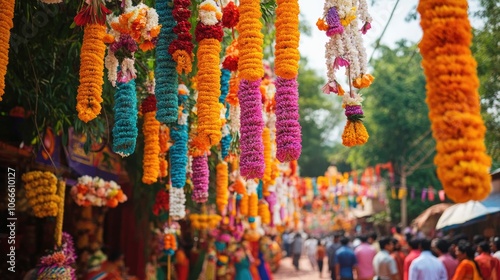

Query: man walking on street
<box><xmin>354</xmin><ymin>234</ymin><xmax>377</xmax><ymax>280</ymax></box>
<box><xmin>373</xmin><ymin>236</ymin><xmax>399</xmax><ymax>280</ymax></box>
<box><xmin>409</xmin><ymin>238</ymin><xmax>448</xmax><ymax>280</ymax></box>
<box><xmin>335</xmin><ymin>237</ymin><xmax>358</xmax><ymax>280</ymax></box>
<box><xmin>327</xmin><ymin>233</ymin><xmax>342</xmax><ymax>280</ymax></box>
<box><xmin>291</xmin><ymin>233</ymin><xmax>303</xmax><ymax>271</ymax></box>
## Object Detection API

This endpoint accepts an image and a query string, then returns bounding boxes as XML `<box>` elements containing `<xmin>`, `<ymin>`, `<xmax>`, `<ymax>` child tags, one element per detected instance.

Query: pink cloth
<box><xmin>355</xmin><ymin>243</ymin><xmax>377</xmax><ymax>279</ymax></box>
<box><xmin>404</xmin><ymin>250</ymin><xmax>421</xmax><ymax>280</ymax></box>
<box><xmin>438</xmin><ymin>253</ymin><xmax>458</xmax><ymax>280</ymax></box>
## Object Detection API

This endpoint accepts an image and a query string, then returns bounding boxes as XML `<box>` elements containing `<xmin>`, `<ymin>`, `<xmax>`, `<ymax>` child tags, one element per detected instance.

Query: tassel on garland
<box><xmin>0</xmin><ymin>0</ymin><xmax>15</xmax><ymax>101</ymax></box>
<box><xmin>341</xmin><ymin>93</ymin><xmax>368</xmax><ymax>147</ymax></box>
<box><xmin>170</xmin><ymin>85</ymin><xmax>190</xmax><ymax>188</ymax></box>
<box><xmin>112</xmin><ymin>80</ymin><xmax>138</xmax><ymax>157</ymax></box>
<box><xmin>155</xmin><ymin>0</ymin><xmax>179</xmax><ymax>124</ymax></box>
<box><xmin>418</xmin><ymin>0</ymin><xmax>491</xmax><ymax>202</ymax></box>
<box><xmin>216</xmin><ymin>162</ymin><xmax>229</xmax><ymax>214</ymax></box>
<box><xmin>75</xmin><ymin>24</ymin><xmax>107</xmax><ymax>123</ymax></box>
<box><xmin>141</xmin><ymin>95</ymin><xmax>161</xmax><ymax>184</ymax></box>
<box><xmin>169</xmin><ymin>0</ymin><xmax>194</xmax><ymax>74</ymax></box>
<box><xmin>191</xmin><ymin>154</ymin><xmax>209</xmax><ymax>203</ymax></box>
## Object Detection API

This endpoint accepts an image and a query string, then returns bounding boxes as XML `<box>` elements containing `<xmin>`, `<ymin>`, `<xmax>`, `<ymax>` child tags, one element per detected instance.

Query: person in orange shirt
<box><xmin>391</xmin><ymin>238</ymin><xmax>405</xmax><ymax>280</ymax></box>
<box><xmin>403</xmin><ymin>238</ymin><xmax>421</xmax><ymax>280</ymax></box>
<box><xmin>452</xmin><ymin>241</ymin><xmax>482</xmax><ymax>280</ymax></box>
<box><xmin>475</xmin><ymin>241</ymin><xmax>500</xmax><ymax>280</ymax></box>
<box><xmin>316</xmin><ymin>240</ymin><xmax>327</xmax><ymax>278</ymax></box>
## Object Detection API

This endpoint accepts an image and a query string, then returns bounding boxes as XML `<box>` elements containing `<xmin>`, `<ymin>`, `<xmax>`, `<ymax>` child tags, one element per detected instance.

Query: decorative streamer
<box><xmin>238</xmin><ymin>79</ymin><xmax>265</xmax><ymax>178</ymax></box>
<box><xmin>0</xmin><ymin>0</ymin><xmax>15</xmax><ymax>101</ymax></box>
<box><xmin>155</xmin><ymin>0</ymin><xmax>179</xmax><ymax>124</ymax></box>
<box><xmin>170</xmin><ymin>84</ymin><xmax>190</xmax><ymax>188</ymax></box>
<box><xmin>141</xmin><ymin>95</ymin><xmax>161</xmax><ymax>184</ymax></box>
<box><xmin>112</xmin><ymin>79</ymin><xmax>138</xmax><ymax>157</ymax></box>
<box><xmin>418</xmin><ymin>0</ymin><xmax>491</xmax><ymax>202</ymax></box>
<box><xmin>169</xmin><ymin>0</ymin><xmax>194</xmax><ymax>74</ymax></box>
<box><xmin>192</xmin><ymin>154</ymin><xmax>209</xmax><ymax>203</ymax></box>
<box><xmin>216</xmin><ymin>162</ymin><xmax>229</xmax><ymax>214</ymax></box>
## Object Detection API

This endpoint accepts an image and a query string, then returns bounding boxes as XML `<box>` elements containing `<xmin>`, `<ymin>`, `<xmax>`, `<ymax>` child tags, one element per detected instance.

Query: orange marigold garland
<box><xmin>262</xmin><ymin>127</ymin><xmax>272</xmax><ymax>196</ymax></box>
<box><xmin>74</xmin><ymin>0</ymin><xmax>111</xmax><ymax>122</ymax></box>
<box><xmin>216</xmin><ymin>162</ymin><xmax>229</xmax><ymax>214</ymax></box>
<box><xmin>141</xmin><ymin>95</ymin><xmax>161</xmax><ymax>184</ymax></box>
<box><xmin>195</xmin><ymin>0</ymin><xmax>224</xmax><ymax>151</ymax></box>
<box><xmin>0</xmin><ymin>0</ymin><xmax>15</xmax><ymax>101</ymax></box>
<box><xmin>158</xmin><ymin>125</ymin><xmax>170</xmax><ymax>179</ymax></box>
<box><xmin>418</xmin><ymin>0</ymin><xmax>491</xmax><ymax>202</ymax></box>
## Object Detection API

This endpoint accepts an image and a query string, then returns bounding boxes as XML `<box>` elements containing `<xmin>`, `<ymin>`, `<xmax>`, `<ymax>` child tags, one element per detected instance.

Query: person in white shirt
<box><xmin>304</xmin><ymin>236</ymin><xmax>318</xmax><ymax>270</ymax></box>
<box><xmin>409</xmin><ymin>238</ymin><xmax>447</xmax><ymax>280</ymax></box>
<box><xmin>491</xmin><ymin>237</ymin><xmax>500</xmax><ymax>261</ymax></box>
<box><xmin>373</xmin><ymin>236</ymin><xmax>399</xmax><ymax>280</ymax></box>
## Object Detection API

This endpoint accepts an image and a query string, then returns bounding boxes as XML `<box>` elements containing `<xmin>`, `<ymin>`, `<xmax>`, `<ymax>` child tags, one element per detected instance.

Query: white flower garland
<box><xmin>199</xmin><ymin>0</ymin><xmax>222</xmax><ymax>26</ymax></box>
<box><xmin>169</xmin><ymin>187</ymin><xmax>186</xmax><ymax>220</ymax></box>
<box><xmin>357</xmin><ymin>0</ymin><xmax>372</xmax><ymax>24</ymax></box>
<box><xmin>104</xmin><ymin>50</ymin><xmax>119</xmax><ymax>87</ymax></box>
<box><xmin>229</xmin><ymin>105</ymin><xmax>240</xmax><ymax>134</ymax></box>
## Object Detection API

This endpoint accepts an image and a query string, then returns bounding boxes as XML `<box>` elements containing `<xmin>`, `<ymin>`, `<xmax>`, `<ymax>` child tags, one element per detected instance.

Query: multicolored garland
<box><xmin>170</xmin><ymin>84</ymin><xmax>190</xmax><ymax>188</ymax></box>
<box><xmin>195</xmin><ymin>0</ymin><xmax>224</xmax><ymax>151</ymax></box>
<box><xmin>112</xmin><ymin>80</ymin><xmax>138</xmax><ymax>157</ymax></box>
<box><xmin>191</xmin><ymin>154</ymin><xmax>210</xmax><ymax>203</ymax></box>
<box><xmin>141</xmin><ymin>95</ymin><xmax>161</xmax><ymax>184</ymax></box>
<box><xmin>155</xmin><ymin>0</ymin><xmax>179</xmax><ymax>124</ymax></box>
<box><xmin>21</xmin><ymin>171</ymin><xmax>60</xmax><ymax>218</ymax></box>
<box><xmin>216</xmin><ymin>162</ymin><xmax>229</xmax><ymax>214</ymax></box>
<box><xmin>237</xmin><ymin>0</ymin><xmax>265</xmax><ymax>178</ymax></box>
<box><xmin>74</xmin><ymin>0</ymin><xmax>110</xmax><ymax>122</ymax></box>
<box><xmin>169</xmin><ymin>0</ymin><xmax>194</xmax><ymax>74</ymax></box>
<box><xmin>0</xmin><ymin>0</ymin><xmax>15</xmax><ymax>101</ymax></box>
<box><xmin>70</xmin><ymin>175</ymin><xmax>127</xmax><ymax>207</ymax></box>
<box><xmin>418</xmin><ymin>0</ymin><xmax>491</xmax><ymax>202</ymax></box>
<box><xmin>163</xmin><ymin>229</ymin><xmax>177</xmax><ymax>255</ymax></box>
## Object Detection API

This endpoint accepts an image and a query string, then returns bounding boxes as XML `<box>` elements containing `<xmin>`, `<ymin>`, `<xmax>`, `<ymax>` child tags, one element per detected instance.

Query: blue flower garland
<box><xmin>112</xmin><ymin>79</ymin><xmax>138</xmax><ymax>157</ymax></box>
<box><xmin>155</xmin><ymin>0</ymin><xmax>178</xmax><ymax>125</ymax></box>
<box><xmin>220</xmin><ymin>68</ymin><xmax>231</xmax><ymax>159</ymax></box>
<box><xmin>169</xmin><ymin>91</ymin><xmax>189</xmax><ymax>188</ymax></box>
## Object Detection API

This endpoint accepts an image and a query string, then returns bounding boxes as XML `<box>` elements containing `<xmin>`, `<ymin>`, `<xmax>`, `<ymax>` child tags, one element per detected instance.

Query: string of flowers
<box><xmin>169</xmin><ymin>186</ymin><xmax>186</xmax><ymax>220</ymax></box>
<box><xmin>224</xmin><ymin>40</ymin><xmax>241</xmax><ymax>159</ymax></box>
<box><xmin>74</xmin><ymin>0</ymin><xmax>110</xmax><ymax>122</ymax></box>
<box><xmin>247</xmin><ymin>179</ymin><xmax>258</xmax><ymax>229</ymax></box>
<box><xmin>112</xmin><ymin>79</ymin><xmax>138</xmax><ymax>157</ymax></box>
<box><xmin>191</xmin><ymin>154</ymin><xmax>210</xmax><ymax>203</ymax></box>
<box><xmin>169</xmin><ymin>0</ymin><xmax>194</xmax><ymax>74</ymax></box>
<box><xmin>418</xmin><ymin>0</ymin><xmax>491</xmax><ymax>202</ymax></box>
<box><xmin>170</xmin><ymin>84</ymin><xmax>190</xmax><ymax>188</ymax></box>
<box><xmin>21</xmin><ymin>171</ymin><xmax>60</xmax><ymax>218</ymax></box>
<box><xmin>220</xmin><ymin>69</ymin><xmax>232</xmax><ymax>159</ymax></box>
<box><xmin>237</xmin><ymin>0</ymin><xmax>265</xmax><ymax>178</ymax></box>
<box><xmin>258</xmin><ymin>200</ymin><xmax>271</xmax><ymax>225</ymax></box>
<box><xmin>189</xmin><ymin>214</ymin><xmax>222</xmax><ymax>230</ymax></box>
<box><xmin>70</xmin><ymin>175</ymin><xmax>127</xmax><ymax>207</ymax></box>
<box><xmin>158</xmin><ymin>125</ymin><xmax>170</xmax><ymax>179</ymax></box>
<box><xmin>141</xmin><ymin>95</ymin><xmax>161</xmax><ymax>184</ymax></box>
<box><xmin>155</xmin><ymin>0</ymin><xmax>179</xmax><ymax>124</ymax></box>
<box><xmin>0</xmin><ymin>0</ymin><xmax>15</xmax><ymax>101</ymax></box>
<box><xmin>152</xmin><ymin>188</ymin><xmax>169</xmax><ymax>216</ymax></box>
<box><xmin>163</xmin><ymin>229</ymin><xmax>177</xmax><ymax>256</ymax></box>
<box><xmin>195</xmin><ymin>0</ymin><xmax>224</xmax><ymax>151</ymax></box>
<box><xmin>262</xmin><ymin>127</ymin><xmax>272</xmax><ymax>196</ymax></box>
<box><xmin>222</xmin><ymin>0</ymin><xmax>239</xmax><ymax>29</ymax></box>
<box><xmin>216</xmin><ymin>162</ymin><xmax>229</xmax><ymax>214</ymax></box>
<box><xmin>54</xmin><ymin>180</ymin><xmax>66</xmax><ymax>247</ymax></box>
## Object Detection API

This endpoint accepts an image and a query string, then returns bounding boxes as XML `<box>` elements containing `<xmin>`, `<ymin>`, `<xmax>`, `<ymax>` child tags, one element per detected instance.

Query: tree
<box><xmin>346</xmin><ymin>40</ymin><xmax>442</xmax><ymax>223</ymax></box>
<box><xmin>298</xmin><ymin>58</ymin><xmax>343</xmax><ymax>177</ymax></box>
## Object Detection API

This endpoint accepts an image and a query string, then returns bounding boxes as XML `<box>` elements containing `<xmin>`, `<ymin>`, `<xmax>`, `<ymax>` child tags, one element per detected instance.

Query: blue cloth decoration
<box><xmin>155</xmin><ymin>0</ymin><xmax>178</xmax><ymax>124</ymax></box>
<box><xmin>170</xmin><ymin>91</ymin><xmax>189</xmax><ymax>188</ymax></box>
<box><xmin>112</xmin><ymin>79</ymin><xmax>138</xmax><ymax>157</ymax></box>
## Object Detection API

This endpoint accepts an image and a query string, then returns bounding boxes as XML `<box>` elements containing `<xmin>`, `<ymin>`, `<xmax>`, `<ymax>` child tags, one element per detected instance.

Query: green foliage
<box><xmin>472</xmin><ymin>0</ymin><xmax>500</xmax><ymax>168</ymax></box>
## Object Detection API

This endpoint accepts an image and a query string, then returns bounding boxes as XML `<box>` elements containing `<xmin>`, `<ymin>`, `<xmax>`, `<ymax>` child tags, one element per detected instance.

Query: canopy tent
<box><xmin>412</xmin><ymin>203</ymin><xmax>451</xmax><ymax>234</ymax></box>
<box><xmin>436</xmin><ymin>199</ymin><xmax>500</xmax><ymax>230</ymax></box>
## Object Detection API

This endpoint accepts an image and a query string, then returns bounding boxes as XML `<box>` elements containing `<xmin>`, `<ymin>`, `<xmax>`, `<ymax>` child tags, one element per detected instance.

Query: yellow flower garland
<box><xmin>262</xmin><ymin>127</ymin><xmax>272</xmax><ymax>196</ymax></box>
<box><xmin>237</xmin><ymin>0</ymin><xmax>264</xmax><ymax>81</ymax></box>
<box><xmin>275</xmin><ymin>0</ymin><xmax>300</xmax><ymax>79</ymax></box>
<box><xmin>418</xmin><ymin>0</ymin><xmax>491</xmax><ymax>202</ymax></box>
<box><xmin>142</xmin><ymin>111</ymin><xmax>161</xmax><ymax>184</ymax></box>
<box><xmin>239</xmin><ymin>192</ymin><xmax>249</xmax><ymax>216</ymax></box>
<box><xmin>248</xmin><ymin>193</ymin><xmax>258</xmax><ymax>217</ymax></box>
<box><xmin>0</xmin><ymin>0</ymin><xmax>15</xmax><ymax>101</ymax></box>
<box><xmin>159</xmin><ymin>125</ymin><xmax>170</xmax><ymax>179</ymax></box>
<box><xmin>76</xmin><ymin>24</ymin><xmax>107</xmax><ymax>122</ymax></box>
<box><xmin>196</xmin><ymin>38</ymin><xmax>222</xmax><ymax>150</ymax></box>
<box><xmin>216</xmin><ymin>162</ymin><xmax>229</xmax><ymax>214</ymax></box>
<box><xmin>21</xmin><ymin>171</ymin><xmax>60</xmax><ymax>218</ymax></box>
<box><xmin>258</xmin><ymin>201</ymin><xmax>271</xmax><ymax>225</ymax></box>
<box><xmin>341</xmin><ymin>120</ymin><xmax>369</xmax><ymax>147</ymax></box>
<box><xmin>55</xmin><ymin>180</ymin><xmax>65</xmax><ymax>246</ymax></box>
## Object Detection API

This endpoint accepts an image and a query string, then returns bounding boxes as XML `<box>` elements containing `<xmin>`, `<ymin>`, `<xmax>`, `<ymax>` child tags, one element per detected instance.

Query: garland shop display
<box><xmin>417</xmin><ymin>0</ymin><xmax>491</xmax><ymax>203</ymax></box>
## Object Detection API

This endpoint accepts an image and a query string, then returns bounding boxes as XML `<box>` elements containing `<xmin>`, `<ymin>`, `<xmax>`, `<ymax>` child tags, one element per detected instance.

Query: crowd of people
<box><xmin>282</xmin><ymin>228</ymin><xmax>500</xmax><ymax>280</ymax></box>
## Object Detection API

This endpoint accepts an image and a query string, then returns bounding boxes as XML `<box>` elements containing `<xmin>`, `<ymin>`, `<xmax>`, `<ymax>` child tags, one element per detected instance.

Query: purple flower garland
<box><xmin>275</xmin><ymin>77</ymin><xmax>302</xmax><ymax>162</ymax></box>
<box><xmin>191</xmin><ymin>154</ymin><xmax>209</xmax><ymax>203</ymax></box>
<box><xmin>238</xmin><ymin>79</ymin><xmax>265</xmax><ymax>179</ymax></box>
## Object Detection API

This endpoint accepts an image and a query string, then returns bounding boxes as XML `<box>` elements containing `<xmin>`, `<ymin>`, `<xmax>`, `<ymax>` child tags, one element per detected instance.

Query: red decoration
<box><xmin>141</xmin><ymin>95</ymin><xmax>157</xmax><ymax>114</ymax></box>
<box><xmin>222</xmin><ymin>2</ymin><xmax>239</xmax><ymax>29</ymax></box>
<box><xmin>74</xmin><ymin>2</ymin><xmax>111</xmax><ymax>26</ymax></box>
<box><xmin>222</xmin><ymin>56</ymin><xmax>239</xmax><ymax>71</ymax></box>
<box><xmin>152</xmin><ymin>189</ymin><xmax>170</xmax><ymax>216</ymax></box>
<box><xmin>195</xmin><ymin>23</ymin><xmax>224</xmax><ymax>42</ymax></box>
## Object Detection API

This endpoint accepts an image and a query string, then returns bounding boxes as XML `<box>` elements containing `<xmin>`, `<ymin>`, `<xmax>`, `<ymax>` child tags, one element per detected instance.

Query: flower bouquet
<box><xmin>70</xmin><ymin>176</ymin><xmax>127</xmax><ymax>208</ymax></box>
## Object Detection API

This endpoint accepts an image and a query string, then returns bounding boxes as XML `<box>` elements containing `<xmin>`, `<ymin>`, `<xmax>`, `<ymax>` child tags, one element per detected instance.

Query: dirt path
<box><xmin>272</xmin><ymin>255</ymin><xmax>327</xmax><ymax>280</ymax></box>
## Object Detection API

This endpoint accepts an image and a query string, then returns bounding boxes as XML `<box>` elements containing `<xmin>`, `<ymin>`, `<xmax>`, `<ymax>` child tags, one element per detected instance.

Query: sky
<box><xmin>297</xmin><ymin>0</ymin><xmax>483</xmax><ymax>78</ymax></box>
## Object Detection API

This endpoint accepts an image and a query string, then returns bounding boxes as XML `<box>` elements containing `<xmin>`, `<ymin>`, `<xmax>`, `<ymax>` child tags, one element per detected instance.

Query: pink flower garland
<box><xmin>275</xmin><ymin>77</ymin><xmax>302</xmax><ymax>162</ymax></box>
<box><xmin>191</xmin><ymin>154</ymin><xmax>209</xmax><ymax>203</ymax></box>
<box><xmin>238</xmin><ymin>79</ymin><xmax>265</xmax><ymax>178</ymax></box>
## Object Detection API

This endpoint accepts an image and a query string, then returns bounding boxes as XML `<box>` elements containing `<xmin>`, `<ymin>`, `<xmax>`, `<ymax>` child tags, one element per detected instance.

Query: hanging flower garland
<box><xmin>170</xmin><ymin>84</ymin><xmax>190</xmax><ymax>188</ymax></box>
<box><xmin>0</xmin><ymin>0</ymin><xmax>15</xmax><ymax>101</ymax></box>
<box><xmin>216</xmin><ymin>162</ymin><xmax>229</xmax><ymax>214</ymax></box>
<box><xmin>141</xmin><ymin>95</ymin><xmax>161</xmax><ymax>184</ymax></box>
<box><xmin>112</xmin><ymin>79</ymin><xmax>138</xmax><ymax>157</ymax></box>
<box><xmin>74</xmin><ymin>0</ymin><xmax>111</xmax><ymax>123</ymax></box>
<box><xmin>21</xmin><ymin>171</ymin><xmax>60</xmax><ymax>218</ymax></box>
<box><xmin>258</xmin><ymin>200</ymin><xmax>271</xmax><ymax>225</ymax></box>
<box><xmin>158</xmin><ymin>125</ymin><xmax>170</xmax><ymax>179</ymax></box>
<box><xmin>169</xmin><ymin>186</ymin><xmax>186</xmax><ymax>220</ymax></box>
<box><xmin>262</xmin><ymin>127</ymin><xmax>272</xmax><ymax>196</ymax></box>
<box><xmin>152</xmin><ymin>188</ymin><xmax>169</xmax><ymax>216</ymax></box>
<box><xmin>191</xmin><ymin>154</ymin><xmax>210</xmax><ymax>203</ymax></box>
<box><xmin>155</xmin><ymin>0</ymin><xmax>179</xmax><ymax>124</ymax></box>
<box><xmin>169</xmin><ymin>0</ymin><xmax>194</xmax><ymax>74</ymax></box>
<box><xmin>36</xmin><ymin>233</ymin><xmax>76</xmax><ymax>280</ymax></box>
<box><xmin>418</xmin><ymin>0</ymin><xmax>491</xmax><ymax>202</ymax></box>
<box><xmin>70</xmin><ymin>176</ymin><xmax>127</xmax><ymax>208</ymax></box>
<box><xmin>247</xmin><ymin>179</ymin><xmax>259</xmax><ymax>229</ymax></box>
<box><xmin>237</xmin><ymin>0</ymin><xmax>265</xmax><ymax>178</ymax></box>
<box><xmin>54</xmin><ymin>180</ymin><xmax>66</xmax><ymax>247</ymax></box>
<box><xmin>163</xmin><ymin>229</ymin><xmax>177</xmax><ymax>256</ymax></box>
<box><xmin>318</xmin><ymin>0</ymin><xmax>374</xmax><ymax>147</ymax></box>
<box><xmin>220</xmin><ymin>69</ymin><xmax>232</xmax><ymax>159</ymax></box>
<box><xmin>195</xmin><ymin>0</ymin><xmax>224</xmax><ymax>151</ymax></box>
<box><xmin>222</xmin><ymin>0</ymin><xmax>239</xmax><ymax>29</ymax></box>
<box><xmin>189</xmin><ymin>214</ymin><xmax>222</xmax><ymax>230</ymax></box>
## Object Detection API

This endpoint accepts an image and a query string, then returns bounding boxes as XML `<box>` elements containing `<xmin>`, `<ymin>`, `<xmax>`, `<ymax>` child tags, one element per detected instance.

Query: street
<box><xmin>272</xmin><ymin>255</ymin><xmax>325</xmax><ymax>280</ymax></box>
